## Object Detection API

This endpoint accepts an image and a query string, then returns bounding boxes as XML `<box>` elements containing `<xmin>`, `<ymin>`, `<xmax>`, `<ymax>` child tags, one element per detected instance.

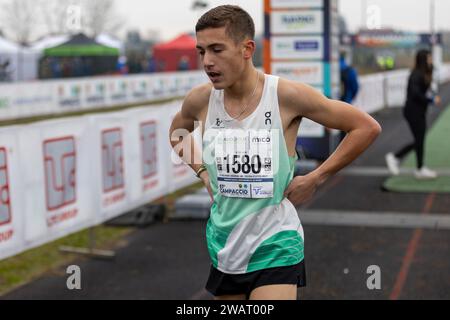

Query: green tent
<box><xmin>44</xmin><ymin>33</ymin><xmax>119</xmax><ymax>57</ymax></box>
<box><xmin>40</xmin><ymin>33</ymin><xmax>119</xmax><ymax>78</ymax></box>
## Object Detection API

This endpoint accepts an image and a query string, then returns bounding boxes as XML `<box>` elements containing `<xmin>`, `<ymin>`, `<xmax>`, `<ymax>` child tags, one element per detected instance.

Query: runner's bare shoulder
<box><xmin>277</xmin><ymin>77</ymin><xmax>316</xmax><ymax>117</ymax></box>
<box><xmin>182</xmin><ymin>83</ymin><xmax>213</xmax><ymax>120</ymax></box>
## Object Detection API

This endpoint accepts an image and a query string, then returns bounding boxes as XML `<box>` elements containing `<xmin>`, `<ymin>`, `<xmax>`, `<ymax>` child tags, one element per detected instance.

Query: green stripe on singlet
<box><xmin>246</xmin><ymin>230</ymin><xmax>304</xmax><ymax>272</ymax></box>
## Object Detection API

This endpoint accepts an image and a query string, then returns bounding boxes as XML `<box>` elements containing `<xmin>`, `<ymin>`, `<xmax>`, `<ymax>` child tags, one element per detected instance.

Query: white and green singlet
<box><xmin>202</xmin><ymin>74</ymin><xmax>304</xmax><ymax>274</ymax></box>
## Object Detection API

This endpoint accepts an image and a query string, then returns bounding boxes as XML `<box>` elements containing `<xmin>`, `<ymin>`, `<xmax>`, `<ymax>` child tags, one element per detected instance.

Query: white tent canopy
<box><xmin>0</xmin><ymin>36</ymin><xmax>21</xmax><ymax>52</ymax></box>
<box><xmin>29</xmin><ymin>33</ymin><xmax>124</xmax><ymax>53</ymax></box>
<box><xmin>29</xmin><ymin>35</ymin><xmax>70</xmax><ymax>52</ymax></box>
<box><xmin>96</xmin><ymin>34</ymin><xmax>124</xmax><ymax>54</ymax></box>
<box><xmin>0</xmin><ymin>34</ymin><xmax>125</xmax><ymax>82</ymax></box>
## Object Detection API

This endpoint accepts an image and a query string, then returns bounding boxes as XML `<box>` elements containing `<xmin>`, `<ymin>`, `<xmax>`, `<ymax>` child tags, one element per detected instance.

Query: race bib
<box><xmin>215</xmin><ymin>129</ymin><xmax>274</xmax><ymax>199</ymax></box>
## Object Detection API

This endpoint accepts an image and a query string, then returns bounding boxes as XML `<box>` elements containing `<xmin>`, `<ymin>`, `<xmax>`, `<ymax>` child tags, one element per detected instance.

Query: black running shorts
<box><xmin>205</xmin><ymin>260</ymin><xmax>306</xmax><ymax>298</ymax></box>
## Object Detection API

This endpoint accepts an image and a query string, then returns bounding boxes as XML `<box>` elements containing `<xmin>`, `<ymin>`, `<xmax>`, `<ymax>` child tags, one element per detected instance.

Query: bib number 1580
<box><xmin>221</xmin><ymin>155</ymin><xmax>262</xmax><ymax>174</ymax></box>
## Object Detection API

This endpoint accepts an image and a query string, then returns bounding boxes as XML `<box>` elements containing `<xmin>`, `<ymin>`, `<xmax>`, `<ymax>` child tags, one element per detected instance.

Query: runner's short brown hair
<box><xmin>195</xmin><ymin>5</ymin><xmax>255</xmax><ymax>43</ymax></box>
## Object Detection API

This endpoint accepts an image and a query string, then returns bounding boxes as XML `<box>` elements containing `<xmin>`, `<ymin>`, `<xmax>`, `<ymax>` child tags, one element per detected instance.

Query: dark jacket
<box><xmin>404</xmin><ymin>69</ymin><xmax>433</xmax><ymax>118</ymax></box>
<box><xmin>340</xmin><ymin>59</ymin><xmax>359</xmax><ymax>104</ymax></box>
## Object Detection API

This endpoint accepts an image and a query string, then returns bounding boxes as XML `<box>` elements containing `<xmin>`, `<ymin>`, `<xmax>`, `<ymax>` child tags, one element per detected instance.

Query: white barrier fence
<box><xmin>354</xmin><ymin>64</ymin><xmax>450</xmax><ymax>114</ymax></box>
<box><xmin>2</xmin><ymin>64</ymin><xmax>450</xmax><ymax>122</ymax></box>
<box><xmin>0</xmin><ymin>71</ymin><xmax>208</xmax><ymax>121</ymax></box>
<box><xmin>0</xmin><ymin>100</ymin><xmax>199</xmax><ymax>260</ymax></box>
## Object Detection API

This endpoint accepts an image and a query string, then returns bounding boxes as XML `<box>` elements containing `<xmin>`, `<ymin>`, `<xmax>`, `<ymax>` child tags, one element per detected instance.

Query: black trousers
<box><xmin>395</xmin><ymin>114</ymin><xmax>426</xmax><ymax>169</ymax></box>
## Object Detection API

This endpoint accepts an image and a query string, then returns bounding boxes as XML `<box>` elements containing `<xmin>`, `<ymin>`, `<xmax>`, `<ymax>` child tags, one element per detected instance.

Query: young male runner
<box><xmin>169</xmin><ymin>5</ymin><xmax>381</xmax><ymax>300</ymax></box>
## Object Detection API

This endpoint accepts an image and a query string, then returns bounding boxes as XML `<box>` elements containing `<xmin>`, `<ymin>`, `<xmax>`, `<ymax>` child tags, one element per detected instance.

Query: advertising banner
<box><xmin>271</xmin><ymin>11</ymin><xmax>323</xmax><ymax>35</ymax></box>
<box><xmin>17</xmin><ymin>118</ymin><xmax>94</xmax><ymax>245</ymax></box>
<box><xmin>271</xmin><ymin>36</ymin><xmax>324</xmax><ymax>60</ymax></box>
<box><xmin>0</xmin><ymin>128</ymin><xmax>24</xmax><ymax>260</ymax></box>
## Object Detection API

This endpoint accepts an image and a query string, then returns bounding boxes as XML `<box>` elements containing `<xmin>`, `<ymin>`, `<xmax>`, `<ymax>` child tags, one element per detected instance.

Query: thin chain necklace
<box><xmin>225</xmin><ymin>71</ymin><xmax>260</xmax><ymax>120</ymax></box>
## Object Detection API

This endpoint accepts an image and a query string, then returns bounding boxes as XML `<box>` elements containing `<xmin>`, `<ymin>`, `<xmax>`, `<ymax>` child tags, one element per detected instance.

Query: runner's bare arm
<box><xmin>280</xmin><ymin>79</ymin><xmax>382</xmax><ymax>204</ymax></box>
<box><xmin>169</xmin><ymin>84</ymin><xmax>214</xmax><ymax>200</ymax></box>
<box><xmin>169</xmin><ymin>84</ymin><xmax>210</xmax><ymax>170</ymax></box>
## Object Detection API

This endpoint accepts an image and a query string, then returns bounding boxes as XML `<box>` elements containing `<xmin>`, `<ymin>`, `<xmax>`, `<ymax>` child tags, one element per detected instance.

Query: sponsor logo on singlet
<box><xmin>219</xmin><ymin>184</ymin><xmax>249</xmax><ymax>196</ymax></box>
<box><xmin>265</xmin><ymin>111</ymin><xmax>272</xmax><ymax>126</ymax></box>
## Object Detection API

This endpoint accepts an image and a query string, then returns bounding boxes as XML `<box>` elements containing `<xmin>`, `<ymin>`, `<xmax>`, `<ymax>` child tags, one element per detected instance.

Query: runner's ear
<box><xmin>242</xmin><ymin>40</ymin><xmax>255</xmax><ymax>59</ymax></box>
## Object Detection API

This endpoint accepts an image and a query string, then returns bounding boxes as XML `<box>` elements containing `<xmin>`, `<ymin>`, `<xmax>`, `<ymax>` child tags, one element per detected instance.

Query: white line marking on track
<box><xmin>298</xmin><ymin>210</ymin><xmax>450</xmax><ymax>230</ymax></box>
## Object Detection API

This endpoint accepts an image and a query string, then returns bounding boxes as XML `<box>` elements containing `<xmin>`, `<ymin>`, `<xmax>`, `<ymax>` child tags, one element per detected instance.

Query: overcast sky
<box><xmin>1</xmin><ymin>0</ymin><xmax>449</xmax><ymax>41</ymax></box>
<box><xmin>114</xmin><ymin>0</ymin><xmax>450</xmax><ymax>40</ymax></box>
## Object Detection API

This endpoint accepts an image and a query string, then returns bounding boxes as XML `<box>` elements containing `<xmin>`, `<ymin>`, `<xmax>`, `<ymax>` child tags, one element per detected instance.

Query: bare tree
<box><xmin>38</xmin><ymin>0</ymin><xmax>72</xmax><ymax>35</ymax></box>
<box><xmin>1</xmin><ymin>0</ymin><xmax>123</xmax><ymax>44</ymax></box>
<box><xmin>1</xmin><ymin>0</ymin><xmax>39</xmax><ymax>45</ymax></box>
<box><xmin>81</xmin><ymin>0</ymin><xmax>124</xmax><ymax>37</ymax></box>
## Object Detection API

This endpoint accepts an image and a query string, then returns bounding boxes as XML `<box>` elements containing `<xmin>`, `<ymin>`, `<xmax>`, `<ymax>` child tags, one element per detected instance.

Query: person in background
<box><xmin>177</xmin><ymin>55</ymin><xmax>190</xmax><ymax>71</ymax></box>
<box><xmin>0</xmin><ymin>58</ymin><xmax>11</xmax><ymax>82</ymax></box>
<box><xmin>339</xmin><ymin>53</ymin><xmax>360</xmax><ymax>140</ymax></box>
<box><xmin>340</xmin><ymin>53</ymin><xmax>359</xmax><ymax>104</ymax></box>
<box><xmin>385</xmin><ymin>49</ymin><xmax>441</xmax><ymax>179</ymax></box>
<box><xmin>147</xmin><ymin>56</ymin><xmax>157</xmax><ymax>73</ymax></box>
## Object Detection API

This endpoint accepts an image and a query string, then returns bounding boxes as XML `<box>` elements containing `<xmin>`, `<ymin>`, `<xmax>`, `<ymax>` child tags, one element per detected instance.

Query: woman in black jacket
<box><xmin>385</xmin><ymin>49</ymin><xmax>441</xmax><ymax>179</ymax></box>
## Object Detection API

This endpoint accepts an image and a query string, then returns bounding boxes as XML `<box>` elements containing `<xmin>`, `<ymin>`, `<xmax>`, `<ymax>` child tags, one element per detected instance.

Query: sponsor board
<box><xmin>58</xmin><ymin>84</ymin><xmax>81</xmax><ymax>108</ymax></box>
<box><xmin>130</xmin><ymin>80</ymin><xmax>148</xmax><ymax>100</ymax></box>
<box><xmin>271</xmin><ymin>36</ymin><xmax>323</xmax><ymax>60</ymax></box>
<box><xmin>84</xmin><ymin>82</ymin><xmax>106</xmax><ymax>105</ymax></box>
<box><xmin>43</xmin><ymin>136</ymin><xmax>79</xmax><ymax>227</ymax></box>
<box><xmin>271</xmin><ymin>11</ymin><xmax>323</xmax><ymax>35</ymax></box>
<box><xmin>109</xmin><ymin>80</ymin><xmax>128</xmax><ymax>102</ymax></box>
<box><xmin>43</xmin><ymin>137</ymin><xmax>77</xmax><ymax>211</ymax></box>
<box><xmin>270</xmin><ymin>0</ymin><xmax>323</xmax><ymax>9</ymax></box>
<box><xmin>101</xmin><ymin>128</ymin><xmax>126</xmax><ymax>209</ymax></box>
<box><xmin>272</xmin><ymin>61</ymin><xmax>323</xmax><ymax>85</ymax></box>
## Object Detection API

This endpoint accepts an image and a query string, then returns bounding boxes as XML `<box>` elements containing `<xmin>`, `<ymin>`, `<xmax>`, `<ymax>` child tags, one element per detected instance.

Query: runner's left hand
<box><xmin>283</xmin><ymin>173</ymin><xmax>320</xmax><ymax>206</ymax></box>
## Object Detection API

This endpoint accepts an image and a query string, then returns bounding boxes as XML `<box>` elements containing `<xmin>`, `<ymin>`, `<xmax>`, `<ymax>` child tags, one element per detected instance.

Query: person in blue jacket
<box><xmin>340</xmin><ymin>53</ymin><xmax>359</xmax><ymax>104</ymax></box>
<box><xmin>339</xmin><ymin>53</ymin><xmax>359</xmax><ymax>141</ymax></box>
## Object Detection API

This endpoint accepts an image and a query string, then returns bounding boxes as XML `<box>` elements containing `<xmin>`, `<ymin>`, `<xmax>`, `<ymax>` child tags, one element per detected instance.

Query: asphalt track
<box><xmin>2</xmin><ymin>83</ymin><xmax>450</xmax><ymax>300</ymax></box>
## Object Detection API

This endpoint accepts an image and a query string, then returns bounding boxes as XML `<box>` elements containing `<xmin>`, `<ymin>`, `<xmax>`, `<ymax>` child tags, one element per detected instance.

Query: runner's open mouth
<box><xmin>207</xmin><ymin>72</ymin><xmax>222</xmax><ymax>79</ymax></box>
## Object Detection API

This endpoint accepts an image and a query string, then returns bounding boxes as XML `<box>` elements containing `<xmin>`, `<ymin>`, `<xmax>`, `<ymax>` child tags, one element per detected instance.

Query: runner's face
<box><xmin>196</xmin><ymin>27</ymin><xmax>248</xmax><ymax>89</ymax></box>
